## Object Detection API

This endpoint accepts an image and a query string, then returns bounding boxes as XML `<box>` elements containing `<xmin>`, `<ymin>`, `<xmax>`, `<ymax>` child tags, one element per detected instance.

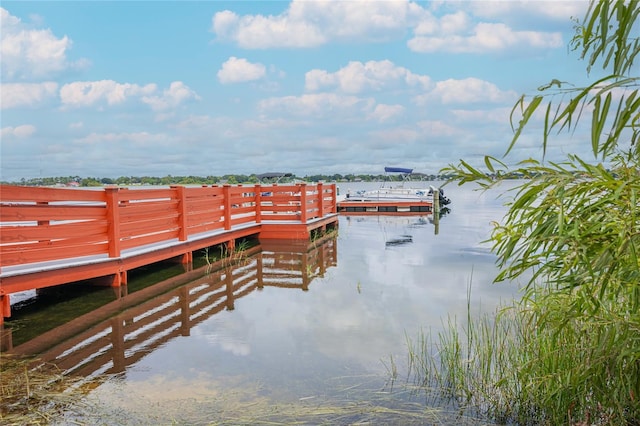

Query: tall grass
<box><xmin>406</xmin><ymin>289</ymin><xmax>640</xmax><ymax>425</ymax></box>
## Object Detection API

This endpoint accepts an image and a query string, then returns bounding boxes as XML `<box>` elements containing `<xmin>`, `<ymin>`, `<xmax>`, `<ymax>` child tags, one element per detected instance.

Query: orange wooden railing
<box><xmin>0</xmin><ymin>183</ymin><xmax>337</xmax><ymax>323</ymax></box>
<box><xmin>0</xmin><ymin>182</ymin><xmax>336</xmax><ymax>268</ymax></box>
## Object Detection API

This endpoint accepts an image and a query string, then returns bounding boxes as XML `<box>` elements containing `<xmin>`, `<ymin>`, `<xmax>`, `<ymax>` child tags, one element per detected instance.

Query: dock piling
<box><xmin>433</xmin><ymin>186</ymin><xmax>440</xmax><ymax>235</ymax></box>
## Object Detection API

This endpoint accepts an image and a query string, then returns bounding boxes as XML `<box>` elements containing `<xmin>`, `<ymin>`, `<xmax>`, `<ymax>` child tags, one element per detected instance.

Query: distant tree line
<box><xmin>2</xmin><ymin>172</ymin><xmax>463</xmax><ymax>187</ymax></box>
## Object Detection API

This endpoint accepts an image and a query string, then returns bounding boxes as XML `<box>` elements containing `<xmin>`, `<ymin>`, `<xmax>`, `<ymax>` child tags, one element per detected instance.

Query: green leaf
<box><xmin>591</xmin><ymin>91</ymin><xmax>612</xmax><ymax>156</ymax></box>
<box><xmin>507</xmin><ymin>95</ymin><xmax>543</xmax><ymax>156</ymax></box>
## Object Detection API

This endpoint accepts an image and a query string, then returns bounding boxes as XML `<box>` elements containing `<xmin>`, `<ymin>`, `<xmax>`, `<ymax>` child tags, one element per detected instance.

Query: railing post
<box><xmin>254</xmin><ymin>184</ymin><xmax>262</xmax><ymax>223</ymax></box>
<box><xmin>331</xmin><ymin>183</ymin><xmax>337</xmax><ymax>213</ymax></box>
<box><xmin>299</xmin><ymin>183</ymin><xmax>308</xmax><ymax>223</ymax></box>
<box><xmin>223</xmin><ymin>184</ymin><xmax>232</xmax><ymax>230</ymax></box>
<box><xmin>36</xmin><ymin>201</ymin><xmax>50</xmax><ymax>243</ymax></box>
<box><xmin>171</xmin><ymin>185</ymin><xmax>188</xmax><ymax>241</ymax></box>
<box><xmin>105</xmin><ymin>187</ymin><xmax>121</xmax><ymax>257</ymax></box>
<box><xmin>317</xmin><ymin>182</ymin><xmax>324</xmax><ymax>218</ymax></box>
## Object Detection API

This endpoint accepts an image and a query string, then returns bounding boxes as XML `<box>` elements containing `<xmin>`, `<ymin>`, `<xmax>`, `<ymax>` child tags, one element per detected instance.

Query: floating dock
<box><xmin>336</xmin><ymin>198</ymin><xmax>433</xmax><ymax>215</ymax></box>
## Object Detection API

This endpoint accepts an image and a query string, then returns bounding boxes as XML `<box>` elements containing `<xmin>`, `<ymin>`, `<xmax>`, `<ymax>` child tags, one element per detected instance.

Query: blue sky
<box><xmin>1</xmin><ymin>1</ymin><xmax>594</xmax><ymax>181</ymax></box>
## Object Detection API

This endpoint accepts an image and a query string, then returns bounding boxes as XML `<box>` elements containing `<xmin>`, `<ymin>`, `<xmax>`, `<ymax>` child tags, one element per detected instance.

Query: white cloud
<box><xmin>305</xmin><ymin>60</ymin><xmax>431</xmax><ymax>94</ymax></box>
<box><xmin>258</xmin><ymin>93</ymin><xmax>374</xmax><ymax>118</ymax></box>
<box><xmin>451</xmin><ymin>108</ymin><xmax>511</xmax><ymax>124</ymax></box>
<box><xmin>417</xmin><ymin>120</ymin><xmax>461</xmax><ymax>137</ymax></box>
<box><xmin>467</xmin><ymin>1</ymin><xmax>587</xmax><ymax>23</ymax></box>
<box><xmin>212</xmin><ymin>9</ymin><xmax>326</xmax><ymax>48</ymax></box>
<box><xmin>0</xmin><ymin>7</ymin><xmax>87</xmax><ymax>80</ymax></box>
<box><xmin>60</xmin><ymin>80</ymin><xmax>156</xmax><ymax>108</ymax></box>
<box><xmin>288</xmin><ymin>0</ymin><xmax>419</xmax><ymax>40</ymax></box>
<box><xmin>440</xmin><ymin>11</ymin><xmax>471</xmax><ymax>34</ymax></box>
<box><xmin>142</xmin><ymin>81</ymin><xmax>200</xmax><ymax>110</ymax></box>
<box><xmin>1</xmin><ymin>124</ymin><xmax>36</xmax><ymax>138</ymax></box>
<box><xmin>212</xmin><ymin>0</ymin><xmax>422</xmax><ymax>48</ymax></box>
<box><xmin>217</xmin><ymin>57</ymin><xmax>266</xmax><ymax>84</ymax></box>
<box><xmin>368</xmin><ymin>126</ymin><xmax>420</xmax><ymax>145</ymax></box>
<box><xmin>369</xmin><ymin>104</ymin><xmax>404</xmax><ymax>122</ymax></box>
<box><xmin>174</xmin><ymin>114</ymin><xmax>215</xmax><ymax>129</ymax></box>
<box><xmin>212</xmin><ymin>10</ymin><xmax>239</xmax><ymax>37</ymax></box>
<box><xmin>416</xmin><ymin>78</ymin><xmax>517</xmax><ymax>105</ymax></box>
<box><xmin>408</xmin><ymin>21</ymin><xmax>563</xmax><ymax>53</ymax></box>
<box><xmin>74</xmin><ymin>131</ymin><xmax>170</xmax><ymax>147</ymax></box>
<box><xmin>304</xmin><ymin>70</ymin><xmax>334</xmax><ymax>92</ymax></box>
<box><xmin>211</xmin><ymin>1</ymin><xmax>566</xmax><ymax>55</ymax></box>
<box><xmin>0</xmin><ymin>7</ymin><xmax>20</xmax><ymax>28</ymax></box>
<box><xmin>59</xmin><ymin>80</ymin><xmax>199</xmax><ymax>111</ymax></box>
<box><xmin>0</xmin><ymin>82</ymin><xmax>58</xmax><ymax>109</ymax></box>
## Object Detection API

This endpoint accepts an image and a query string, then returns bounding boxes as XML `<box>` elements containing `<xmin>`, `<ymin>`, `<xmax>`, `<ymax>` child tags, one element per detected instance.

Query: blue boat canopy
<box><xmin>384</xmin><ymin>167</ymin><xmax>413</xmax><ymax>174</ymax></box>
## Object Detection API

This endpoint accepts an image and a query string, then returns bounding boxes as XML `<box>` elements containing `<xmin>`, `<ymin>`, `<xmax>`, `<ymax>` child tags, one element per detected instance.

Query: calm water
<box><xmin>4</xmin><ymin>181</ymin><xmax>522</xmax><ymax>425</ymax></box>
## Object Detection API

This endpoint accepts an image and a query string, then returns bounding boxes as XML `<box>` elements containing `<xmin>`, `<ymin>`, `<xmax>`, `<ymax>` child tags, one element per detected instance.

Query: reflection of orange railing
<box><xmin>0</xmin><ymin>183</ymin><xmax>338</xmax><ymax>324</ymax></box>
<box><xmin>2</xmin><ymin>237</ymin><xmax>338</xmax><ymax>380</ymax></box>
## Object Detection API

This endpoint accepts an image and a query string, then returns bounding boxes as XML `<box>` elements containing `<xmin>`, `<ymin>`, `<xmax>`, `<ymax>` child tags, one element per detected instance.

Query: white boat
<box><xmin>345</xmin><ymin>167</ymin><xmax>451</xmax><ymax>205</ymax></box>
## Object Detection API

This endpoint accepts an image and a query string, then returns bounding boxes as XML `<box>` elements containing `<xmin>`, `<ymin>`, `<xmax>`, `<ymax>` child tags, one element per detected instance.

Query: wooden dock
<box><xmin>336</xmin><ymin>198</ymin><xmax>433</xmax><ymax>215</ymax></box>
<box><xmin>0</xmin><ymin>183</ymin><xmax>338</xmax><ymax>324</ymax></box>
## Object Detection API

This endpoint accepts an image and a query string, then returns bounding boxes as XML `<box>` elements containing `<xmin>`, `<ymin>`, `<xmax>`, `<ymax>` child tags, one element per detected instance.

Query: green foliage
<box><xmin>459</xmin><ymin>155</ymin><xmax>640</xmax><ymax>311</ymax></box>
<box><xmin>438</xmin><ymin>0</ymin><xmax>640</xmax><ymax>423</ymax></box>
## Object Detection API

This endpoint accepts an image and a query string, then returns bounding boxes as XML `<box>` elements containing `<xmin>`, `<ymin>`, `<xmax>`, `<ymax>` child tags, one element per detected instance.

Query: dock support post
<box><xmin>0</xmin><ymin>293</ymin><xmax>10</xmax><ymax>326</ymax></box>
<box><xmin>106</xmin><ymin>270</ymin><xmax>127</xmax><ymax>288</ymax></box>
<box><xmin>433</xmin><ymin>187</ymin><xmax>440</xmax><ymax>235</ymax></box>
<box><xmin>180</xmin><ymin>251</ymin><xmax>193</xmax><ymax>264</ymax></box>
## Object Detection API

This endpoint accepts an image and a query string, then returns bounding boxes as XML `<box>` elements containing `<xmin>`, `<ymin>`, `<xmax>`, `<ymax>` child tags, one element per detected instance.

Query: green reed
<box><xmin>406</xmin><ymin>289</ymin><xmax>640</xmax><ymax>425</ymax></box>
<box><xmin>202</xmin><ymin>239</ymin><xmax>256</xmax><ymax>271</ymax></box>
